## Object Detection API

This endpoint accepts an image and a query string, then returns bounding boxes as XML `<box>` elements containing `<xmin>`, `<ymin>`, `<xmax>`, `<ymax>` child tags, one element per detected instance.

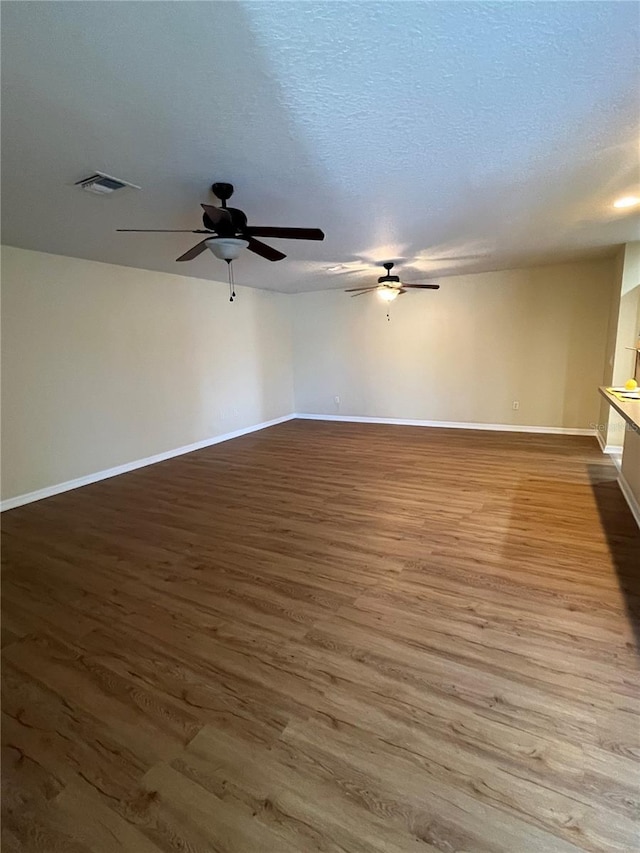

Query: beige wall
<box><xmin>599</xmin><ymin>248</ymin><xmax>625</xmax><ymax>447</ymax></box>
<box><xmin>292</xmin><ymin>260</ymin><xmax>615</xmax><ymax>429</ymax></box>
<box><xmin>0</xmin><ymin>249</ymin><xmax>621</xmax><ymax>505</ymax></box>
<box><xmin>618</xmin><ymin>244</ymin><xmax>640</xmax><ymax>519</ymax></box>
<box><xmin>600</xmin><ymin>241</ymin><xmax>640</xmax><ymax>449</ymax></box>
<box><xmin>615</xmin><ymin>242</ymin><xmax>640</xmax><ymax>382</ymax></box>
<box><xmin>1</xmin><ymin>247</ymin><xmax>294</xmax><ymax>500</ymax></box>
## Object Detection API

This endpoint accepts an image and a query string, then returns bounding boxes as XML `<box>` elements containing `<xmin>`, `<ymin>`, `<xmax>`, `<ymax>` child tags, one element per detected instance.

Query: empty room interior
<box><xmin>2</xmin><ymin>2</ymin><xmax>640</xmax><ymax>851</ymax></box>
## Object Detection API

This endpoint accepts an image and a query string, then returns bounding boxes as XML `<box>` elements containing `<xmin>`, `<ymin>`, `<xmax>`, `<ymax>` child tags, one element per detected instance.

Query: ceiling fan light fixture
<box><xmin>205</xmin><ymin>237</ymin><xmax>249</xmax><ymax>261</ymax></box>
<box><xmin>378</xmin><ymin>287</ymin><xmax>400</xmax><ymax>303</ymax></box>
<box><xmin>613</xmin><ymin>195</ymin><xmax>640</xmax><ymax>209</ymax></box>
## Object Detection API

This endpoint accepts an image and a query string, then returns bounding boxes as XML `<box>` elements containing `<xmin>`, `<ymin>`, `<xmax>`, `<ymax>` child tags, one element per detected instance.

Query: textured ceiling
<box><xmin>2</xmin><ymin>1</ymin><xmax>639</xmax><ymax>293</ymax></box>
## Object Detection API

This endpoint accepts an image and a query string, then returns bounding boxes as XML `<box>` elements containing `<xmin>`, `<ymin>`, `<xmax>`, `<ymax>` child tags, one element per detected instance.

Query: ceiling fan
<box><xmin>345</xmin><ymin>262</ymin><xmax>440</xmax><ymax>301</ymax></box>
<box><xmin>117</xmin><ymin>182</ymin><xmax>325</xmax><ymax>263</ymax></box>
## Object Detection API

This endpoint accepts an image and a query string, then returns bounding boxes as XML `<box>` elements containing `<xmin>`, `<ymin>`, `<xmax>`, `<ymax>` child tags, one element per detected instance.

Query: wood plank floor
<box><xmin>2</xmin><ymin>420</ymin><xmax>639</xmax><ymax>852</ymax></box>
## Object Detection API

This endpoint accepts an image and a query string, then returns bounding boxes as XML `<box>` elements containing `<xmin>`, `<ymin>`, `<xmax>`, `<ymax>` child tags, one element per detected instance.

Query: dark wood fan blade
<box><xmin>344</xmin><ymin>286</ymin><xmax>380</xmax><ymax>292</ymax></box>
<box><xmin>404</xmin><ymin>284</ymin><xmax>440</xmax><ymax>289</ymax></box>
<box><xmin>246</xmin><ymin>238</ymin><xmax>286</xmax><ymax>262</ymax></box>
<box><xmin>350</xmin><ymin>289</ymin><xmax>379</xmax><ymax>297</ymax></box>
<box><xmin>200</xmin><ymin>204</ymin><xmax>231</xmax><ymax>226</ymax></box>
<box><xmin>247</xmin><ymin>227</ymin><xmax>325</xmax><ymax>241</ymax></box>
<box><xmin>117</xmin><ymin>229</ymin><xmax>214</xmax><ymax>233</ymax></box>
<box><xmin>176</xmin><ymin>240</ymin><xmax>209</xmax><ymax>262</ymax></box>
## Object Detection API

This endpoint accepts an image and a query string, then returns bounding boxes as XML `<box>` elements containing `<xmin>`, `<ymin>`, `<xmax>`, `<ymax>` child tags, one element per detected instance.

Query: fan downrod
<box><xmin>378</xmin><ymin>261</ymin><xmax>400</xmax><ymax>284</ymax></box>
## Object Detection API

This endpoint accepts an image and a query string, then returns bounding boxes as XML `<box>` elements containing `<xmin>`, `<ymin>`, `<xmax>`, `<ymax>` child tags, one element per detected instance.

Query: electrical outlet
<box><xmin>512</xmin><ymin>400</ymin><xmax>520</xmax><ymax>411</ymax></box>
<box><xmin>334</xmin><ymin>395</ymin><xmax>340</xmax><ymax>405</ymax></box>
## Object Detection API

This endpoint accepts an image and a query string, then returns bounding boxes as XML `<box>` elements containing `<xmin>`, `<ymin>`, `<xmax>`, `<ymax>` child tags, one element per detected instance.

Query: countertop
<box><xmin>599</xmin><ymin>386</ymin><xmax>640</xmax><ymax>434</ymax></box>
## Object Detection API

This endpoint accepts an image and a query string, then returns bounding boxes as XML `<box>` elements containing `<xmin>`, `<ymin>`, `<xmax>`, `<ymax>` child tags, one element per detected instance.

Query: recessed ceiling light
<box><xmin>613</xmin><ymin>195</ymin><xmax>640</xmax><ymax>209</ymax></box>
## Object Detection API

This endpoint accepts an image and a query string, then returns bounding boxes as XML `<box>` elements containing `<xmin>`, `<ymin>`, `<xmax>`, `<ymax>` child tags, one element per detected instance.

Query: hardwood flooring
<box><xmin>2</xmin><ymin>420</ymin><xmax>639</xmax><ymax>852</ymax></box>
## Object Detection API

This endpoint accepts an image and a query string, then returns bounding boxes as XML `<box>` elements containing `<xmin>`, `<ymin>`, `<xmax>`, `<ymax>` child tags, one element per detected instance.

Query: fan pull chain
<box><xmin>226</xmin><ymin>260</ymin><xmax>236</xmax><ymax>302</ymax></box>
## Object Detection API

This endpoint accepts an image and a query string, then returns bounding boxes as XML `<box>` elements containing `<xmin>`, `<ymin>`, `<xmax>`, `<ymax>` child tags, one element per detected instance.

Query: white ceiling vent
<box><xmin>75</xmin><ymin>172</ymin><xmax>141</xmax><ymax>195</ymax></box>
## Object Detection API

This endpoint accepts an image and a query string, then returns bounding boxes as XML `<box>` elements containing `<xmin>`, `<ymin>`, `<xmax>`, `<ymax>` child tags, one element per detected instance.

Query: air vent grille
<box><xmin>75</xmin><ymin>172</ymin><xmax>140</xmax><ymax>195</ymax></box>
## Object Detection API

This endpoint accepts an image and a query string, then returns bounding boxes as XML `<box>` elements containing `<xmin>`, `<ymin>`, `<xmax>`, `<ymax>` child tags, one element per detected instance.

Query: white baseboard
<box><xmin>0</xmin><ymin>413</ymin><xmax>601</xmax><ymax>513</ymax></box>
<box><xmin>294</xmin><ymin>413</ymin><xmax>595</xmax><ymax>437</ymax></box>
<box><xmin>596</xmin><ymin>429</ymin><xmax>624</xmax><ymax>456</ymax></box>
<box><xmin>610</xmin><ymin>453</ymin><xmax>623</xmax><ymax>473</ymax></box>
<box><xmin>0</xmin><ymin>414</ymin><xmax>296</xmax><ymax>512</ymax></box>
<box><xmin>617</xmin><ymin>472</ymin><xmax>640</xmax><ymax>529</ymax></box>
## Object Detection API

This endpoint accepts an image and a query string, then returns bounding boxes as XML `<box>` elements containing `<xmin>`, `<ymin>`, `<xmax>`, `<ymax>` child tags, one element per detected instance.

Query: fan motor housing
<box><xmin>202</xmin><ymin>206</ymin><xmax>247</xmax><ymax>235</ymax></box>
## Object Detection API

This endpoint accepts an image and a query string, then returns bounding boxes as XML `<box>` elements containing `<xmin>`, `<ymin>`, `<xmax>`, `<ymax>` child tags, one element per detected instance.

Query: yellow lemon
<box><xmin>624</xmin><ymin>378</ymin><xmax>638</xmax><ymax>391</ymax></box>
